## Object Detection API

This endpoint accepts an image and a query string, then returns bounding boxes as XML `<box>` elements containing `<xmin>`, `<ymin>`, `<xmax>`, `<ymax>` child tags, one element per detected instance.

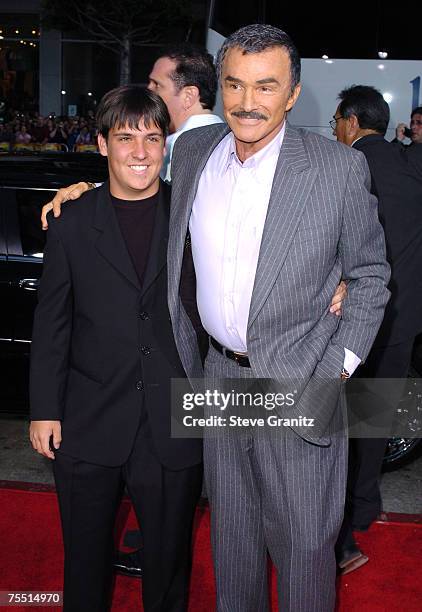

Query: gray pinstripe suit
<box><xmin>168</xmin><ymin>122</ymin><xmax>390</xmax><ymax>611</ymax></box>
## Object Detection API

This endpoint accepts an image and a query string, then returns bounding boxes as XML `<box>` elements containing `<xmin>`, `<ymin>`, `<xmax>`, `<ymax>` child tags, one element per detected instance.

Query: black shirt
<box><xmin>111</xmin><ymin>192</ymin><xmax>157</xmax><ymax>288</ymax></box>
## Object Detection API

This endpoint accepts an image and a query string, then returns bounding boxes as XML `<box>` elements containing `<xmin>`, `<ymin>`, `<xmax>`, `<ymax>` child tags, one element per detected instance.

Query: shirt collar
<box><xmin>224</xmin><ymin>121</ymin><xmax>286</xmax><ymax>174</ymax></box>
<box><xmin>351</xmin><ymin>135</ymin><xmax>364</xmax><ymax>147</ymax></box>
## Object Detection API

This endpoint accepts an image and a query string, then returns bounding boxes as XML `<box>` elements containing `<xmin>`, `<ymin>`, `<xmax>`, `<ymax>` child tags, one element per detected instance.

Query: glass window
<box><xmin>16</xmin><ymin>189</ymin><xmax>50</xmax><ymax>258</ymax></box>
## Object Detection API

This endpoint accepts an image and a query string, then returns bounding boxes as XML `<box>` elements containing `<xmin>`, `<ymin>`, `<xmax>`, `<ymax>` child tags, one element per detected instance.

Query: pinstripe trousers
<box><xmin>203</xmin><ymin>346</ymin><xmax>348</xmax><ymax>612</ymax></box>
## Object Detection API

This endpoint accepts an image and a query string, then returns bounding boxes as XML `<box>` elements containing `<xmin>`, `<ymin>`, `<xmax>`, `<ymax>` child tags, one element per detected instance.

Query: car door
<box><xmin>1</xmin><ymin>187</ymin><xmax>52</xmax><ymax>414</ymax></box>
<box><xmin>0</xmin><ymin>187</ymin><xmax>11</xmax><ymax>345</ymax></box>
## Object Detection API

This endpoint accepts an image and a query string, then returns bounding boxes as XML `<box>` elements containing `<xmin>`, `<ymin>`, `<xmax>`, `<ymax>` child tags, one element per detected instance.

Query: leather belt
<box><xmin>210</xmin><ymin>337</ymin><xmax>251</xmax><ymax>368</ymax></box>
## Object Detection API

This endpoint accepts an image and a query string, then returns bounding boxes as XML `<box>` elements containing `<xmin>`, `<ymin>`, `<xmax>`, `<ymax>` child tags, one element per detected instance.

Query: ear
<box><xmin>347</xmin><ymin>114</ymin><xmax>360</xmax><ymax>138</ymax></box>
<box><xmin>182</xmin><ymin>85</ymin><xmax>200</xmax><ymax>110</ymax></box>
<box><xmin>97</xmin><ymin>133</ymin><xmax>108</xmax><ymax>157</ymax></box>
<box><xmin>286</xmin><ymin>83</ymin><xmax>301</xmax><ymax>112</ymax></box>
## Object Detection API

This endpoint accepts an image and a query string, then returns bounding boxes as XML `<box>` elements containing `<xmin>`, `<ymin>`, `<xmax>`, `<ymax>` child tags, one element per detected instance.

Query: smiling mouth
<box><xmin>129</xmin><ymin>165</ymin><xmax>148</xmax><ymax>173</ymax></box>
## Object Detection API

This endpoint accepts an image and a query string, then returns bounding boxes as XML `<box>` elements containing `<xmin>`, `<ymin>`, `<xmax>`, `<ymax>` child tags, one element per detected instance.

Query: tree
<box><xmin>41</xmin><ymin>0</ymin><xmax>197</xmax><ymax>85</ymax></box>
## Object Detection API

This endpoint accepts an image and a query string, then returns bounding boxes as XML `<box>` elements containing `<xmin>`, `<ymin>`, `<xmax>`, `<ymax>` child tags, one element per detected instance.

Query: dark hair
<box><xmin>163</xmin><ymin>43</ymin><xmax>217</xmax><ymax>110</ymax></box>
<box><xmin>411</xmin><ymin>106</ymin><xmax>422</xmax><ymax>118</ymax></box>
<box><xmin>337</xmin><ymin>85</ymin><xmax>390</xmax><ymax>135</ymax></box>
<box><xmin>96</xmin><ymin>85</ymin><xmax>170</xmax><ymax>139</ymax></box>
<box><xmin>215</xmin><ymin>24</ymin><xmax>301</xmax><ymax>95</ymax></box>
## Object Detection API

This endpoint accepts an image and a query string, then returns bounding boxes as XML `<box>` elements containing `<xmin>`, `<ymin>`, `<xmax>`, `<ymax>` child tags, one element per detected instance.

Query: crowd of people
<box><xmin>0</xmin><ymin>110</ymin><xmax>98</xmax><ymax>150</ymax></box>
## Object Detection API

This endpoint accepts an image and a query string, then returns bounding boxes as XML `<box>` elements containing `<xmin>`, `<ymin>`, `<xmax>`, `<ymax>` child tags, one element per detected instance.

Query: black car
<box><xmin>0</xmin><ymin>152</ymin><xmax>108</xmax><ymax>415</ymax></box>
<box><xmin>0</xmin><ymin>152</ymin><xmax>420</xmax><ymax>469</ymax></box>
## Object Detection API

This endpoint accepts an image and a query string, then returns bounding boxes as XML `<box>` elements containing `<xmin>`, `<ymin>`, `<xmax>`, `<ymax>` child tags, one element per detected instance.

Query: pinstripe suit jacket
<box><xmin>168</xmin><ymin>122</ymin><xmax>390</xmax><ymax>444</ymax></box>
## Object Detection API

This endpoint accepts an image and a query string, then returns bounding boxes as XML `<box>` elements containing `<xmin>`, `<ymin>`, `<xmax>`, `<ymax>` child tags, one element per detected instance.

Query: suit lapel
<box><xmin>248</xmin><ymin>123</ymin><xmax>318</xmax><ymax>327</ymax></box>
<box><xmin>141</xmin><ymin>181</ymin><xmax>169</xmax><ymax>297</ymax></box>
<box><xmin>93</xmin><ymin>182</ymin><xmax>141</xmax><ymax>291</ymax></box>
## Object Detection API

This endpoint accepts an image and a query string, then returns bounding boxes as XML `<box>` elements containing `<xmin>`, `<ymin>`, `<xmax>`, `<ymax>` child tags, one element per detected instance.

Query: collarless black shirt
<box><xmin>111</xmin><ymin>191</ymin><xmax>158</xmax><ymax>288</ymax></box>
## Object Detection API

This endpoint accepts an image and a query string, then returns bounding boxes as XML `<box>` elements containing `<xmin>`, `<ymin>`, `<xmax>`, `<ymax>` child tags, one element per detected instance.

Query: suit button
<box><xmin>140</xmin><ymin>346</ymin><xmax>151</xmax><ymax>356</ymax></box>
<box><xmin>140</xmin><ymin>311</ymin><xmax>149</xmax><ymax>320</ymax></box>
<box><xmin>136</xmin><ymin>380</ymin><xmax>144</xmax><ymax>391</ymax></box>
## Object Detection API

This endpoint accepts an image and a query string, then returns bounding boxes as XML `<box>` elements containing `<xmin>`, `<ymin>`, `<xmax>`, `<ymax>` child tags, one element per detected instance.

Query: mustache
<box><xmin>231</xmin><ymin>110</ymin><xmax>268</xmax><ymax>121</ymax></box>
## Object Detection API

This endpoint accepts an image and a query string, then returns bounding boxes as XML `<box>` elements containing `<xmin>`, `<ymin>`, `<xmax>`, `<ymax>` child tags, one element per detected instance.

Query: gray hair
<box><xmin>216</xmin><ymin>24</ymin><xmax>301</xmax><ymax>95</ymax></box>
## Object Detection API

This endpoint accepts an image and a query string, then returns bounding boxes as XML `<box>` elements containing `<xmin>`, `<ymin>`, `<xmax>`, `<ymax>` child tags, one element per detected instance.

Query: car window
<box><xmin>15</xmin><ymin>189</ymin><xmax>52</xmax><ymax>258</ymax></box>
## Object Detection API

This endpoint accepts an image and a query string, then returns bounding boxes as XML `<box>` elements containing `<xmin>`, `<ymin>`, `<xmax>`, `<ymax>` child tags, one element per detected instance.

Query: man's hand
<box><xmin>29</xmin><ymin>420</ymin><xmax>62</xmax><ymax>460</ymax></box>
<box><xmin>395</xmin><ymin>123</ymin><xmax>407</xmax><ymax>142</ymax></box>
<box><xmin>330</xmin><ymin>280</ymin><xmax>347</xmax><ymax>316</ymax></box>
<box><xmin>41</xmin><ymin>182</ymin><xmax>92</xmax><ymax>230</ymax></box>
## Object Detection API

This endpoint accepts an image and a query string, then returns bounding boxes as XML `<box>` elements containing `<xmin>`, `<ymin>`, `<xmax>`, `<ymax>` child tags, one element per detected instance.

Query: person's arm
<box><xmin>29</xmin><ymin>420</ymin><xmax>61</xmax><ymax>460</ymax></box>
<box><xmin>41</xmin><ymin>182</ymin><xmax>97</xmax><ymax>229</ymax></box>
<box><xmin>330</xmin><ymin>151</ymin><xmax>390</xmax><ymax>362</ymax></box>
<box><xmin>391</xmin><ymin>123</ymin><xmax>408</xmax><ymax>145</ymax></box>
<box><xmin>395</xmin><ymin>123</ymin><xmax>407</xmax><ymax>142</ymax></box>
<box><xmin>29</xmin><ymin>217</ymin><xmax>72</xmax><ymax>459</ymax></box>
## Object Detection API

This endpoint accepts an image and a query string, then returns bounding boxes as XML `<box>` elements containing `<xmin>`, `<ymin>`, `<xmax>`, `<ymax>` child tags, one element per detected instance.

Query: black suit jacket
<box><xmin>30</xmin><ymin>181</ymin><xmax>202</xmax><ymax>469</ymax></box>
<box><xmin>353</xmin><ymin>134</ymin><xmax>422</xmax><ymax>346</ymax></box>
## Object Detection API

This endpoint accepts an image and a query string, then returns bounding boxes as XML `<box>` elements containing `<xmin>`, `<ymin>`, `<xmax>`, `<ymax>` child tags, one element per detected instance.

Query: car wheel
<box><xmin>383</xmin><ymin>369</ymin><xmax>422</xmax><ymax>471</ymax></box>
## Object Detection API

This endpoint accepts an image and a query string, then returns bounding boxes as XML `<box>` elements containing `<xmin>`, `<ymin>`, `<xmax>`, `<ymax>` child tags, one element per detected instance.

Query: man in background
<box><xmin>332</xmin><ymin>85</ymin><xmax>422</xmax><ymax>573</ymax></box>
<box><xmin>148</xmin><ymin>43</ymin><xmax>223</xmax><ymax>181</ymax></box>
<box><xmin>393</xmin><ymin>105</ymin><xmax>422</xmax><ymax>146</ymax></box>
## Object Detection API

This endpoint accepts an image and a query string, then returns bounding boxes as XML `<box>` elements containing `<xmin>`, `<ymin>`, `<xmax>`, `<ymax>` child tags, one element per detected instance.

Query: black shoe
<box><xmin>337</xmin><ymin>545</ymin><xmax>369</xmax><ymax>575</ymax></box>
<box><xmin>113</xmin><ymin>549</ymin><xmax>143</xmax><ymax>578</ymax></box>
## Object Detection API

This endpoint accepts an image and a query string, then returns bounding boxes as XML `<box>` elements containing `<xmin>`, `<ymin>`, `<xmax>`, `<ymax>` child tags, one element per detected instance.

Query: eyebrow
<box><xmin>113</xmin><ymin>131</ymin><xmax>163</xmax><ymax>137</ymax></box>
<box><xmin>225</xmin><ymin>76</ymin><xmax>280</xmax><ymax>86</ymax></box>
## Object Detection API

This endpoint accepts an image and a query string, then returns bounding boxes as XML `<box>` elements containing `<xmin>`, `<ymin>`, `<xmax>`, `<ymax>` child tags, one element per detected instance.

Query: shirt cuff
<box><xmin>343</xmin><ymin>348</ymin><xmax>361</xmax><ymax>376</ymax></box>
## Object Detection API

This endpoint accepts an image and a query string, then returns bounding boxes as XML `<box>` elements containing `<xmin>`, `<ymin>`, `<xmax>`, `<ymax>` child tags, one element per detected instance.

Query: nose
<box><xmin>240</xmin><ymin>86</ymin><xmax>257</xmax><ymax>111</ymax></box>
<box><xmin>131</xmin><ymin>139</ymin><xmax>147</xmax><ymax>159</ymax></box>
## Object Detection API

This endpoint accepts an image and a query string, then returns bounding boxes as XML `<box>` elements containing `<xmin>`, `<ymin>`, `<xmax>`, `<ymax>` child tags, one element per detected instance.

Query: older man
<box><xmin>167</xmin><ymin>25</ymin><xmax>390</xmax><ymax>611</ymax></box>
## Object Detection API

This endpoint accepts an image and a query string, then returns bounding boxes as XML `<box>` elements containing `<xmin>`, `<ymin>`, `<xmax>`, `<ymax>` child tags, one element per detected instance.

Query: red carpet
<box><xmin>0</xmin><ymin>484</ymin><xmax>421</xmax><ymax>611</ymax></box>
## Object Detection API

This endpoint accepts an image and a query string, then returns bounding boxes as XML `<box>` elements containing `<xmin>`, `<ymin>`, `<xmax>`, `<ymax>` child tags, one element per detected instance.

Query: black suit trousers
<box><xmin>337</xmin><ymin>339</ymin><xmax>414</xmax><ymax>553</ymax></box>
<box><xmin>53</xmin><ymin>423</ymin><xmax>203</xmax><ymax>612</ymax></box>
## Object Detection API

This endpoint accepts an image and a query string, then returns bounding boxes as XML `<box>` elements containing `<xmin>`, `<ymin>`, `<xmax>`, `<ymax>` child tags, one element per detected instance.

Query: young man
<box><xmin>29</xmin><ymin>86</ymin><xmax>202</xmax><ymax>612</ymax></box>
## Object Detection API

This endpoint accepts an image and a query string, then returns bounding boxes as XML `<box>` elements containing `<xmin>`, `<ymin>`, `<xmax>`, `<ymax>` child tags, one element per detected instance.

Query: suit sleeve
<box><xmin>332</xmin><ymin>151</ymin><xmax>390</xmax><ymax>361</ymax></box>
<box><xmin>30</xmin><ymin>218</ymin><xmax>73</xmax><ymax>420</ymax></box>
